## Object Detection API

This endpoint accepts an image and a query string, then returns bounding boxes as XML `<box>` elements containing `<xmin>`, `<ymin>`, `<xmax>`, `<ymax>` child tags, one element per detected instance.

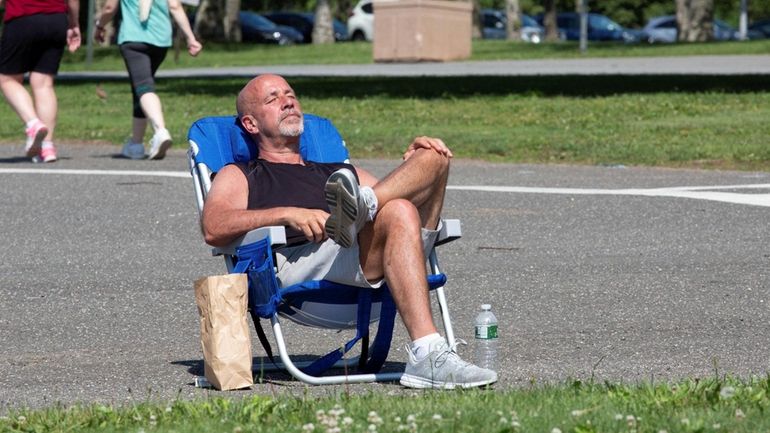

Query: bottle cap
<box><xmin>481</xmin><ymin>304</ymin><xmax>491</xmax><ymax>310</ymax></box>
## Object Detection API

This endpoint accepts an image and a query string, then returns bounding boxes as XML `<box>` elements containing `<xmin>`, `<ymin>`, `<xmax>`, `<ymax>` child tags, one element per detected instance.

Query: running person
<box><xmin>95</xmin><ymin>0</ymin><xmax>201</xmax><ymax>160</ymax></box>
<box><xmin>0</xmin><ymin>0</ymin><xmax>81</xmax><ymax>162</ymax></box>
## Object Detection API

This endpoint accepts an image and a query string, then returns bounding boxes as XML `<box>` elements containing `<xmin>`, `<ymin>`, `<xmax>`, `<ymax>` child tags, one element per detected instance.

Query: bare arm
<box><xmin>168</xmin><ymin>0</ymin><xmax>202</xmax><ymax>56</ymax></box>
<box><xmin>201</xmin><ymin>165</ymin><xmax>329</xmax><ymax>246</ymax></box>
<box><xmin>65</xmin><ymin>0</ymin><xmax>81</xmax><ymax>52</ymax></box>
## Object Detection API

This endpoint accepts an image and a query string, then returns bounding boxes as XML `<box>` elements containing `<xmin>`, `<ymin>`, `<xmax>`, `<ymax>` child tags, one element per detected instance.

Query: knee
<box><xmin>412</xmin><ymin>147</ymin><xmax>450</xmax><ymax>177</ymax></box>
<box><xmin>377</xmin><ymin>199</ymin><xmax>421</xmax><ymax>230</ymax></box>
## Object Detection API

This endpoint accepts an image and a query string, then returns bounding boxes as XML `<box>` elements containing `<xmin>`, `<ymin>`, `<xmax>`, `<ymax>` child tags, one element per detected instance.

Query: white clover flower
<box><xmin>165</xmin><ymin>406</ymin><xmax>172</xmax><ymax>413</ymax></box>
<box><xmin>720</xmin><ymin>386</ymin><xmax>736</xmax><ymax>399</ymax></box>
<box><xmin>397</xmin><ymin>426</ymin><xmax>408</xmax><ymax>432</ymax></box>
<box><xmin>432</xmin><ymin>414</ymin><xmax>442</xmax><ymax>421</ymax></box>
<box><xmin>342</xmin><ymin>417</ymin><xmax>353</xmax><ymax>426</ymax></box>
<box><xmin>681</xmin><ymin>418</ymin><xmax>690</xmax><ymax>425</ymax></box>
<box><xmin>17</xmin><ymin>416</ymin><xmax>27</xmax><ymax>423</ymax></box>
<box><xmin>232</xmin><ymin>427</ymin><xmax>242</xmax><ymax>433</ymax></box>
<box><xmin>316</xmin><ymin>410</ymin><xmax>326</xmax><ymax>421</ymax></box>
<box><xmin>551</xmin><ymin>428</ymin><xmax>562</xmax><ymax>433</ymax></box>
<box><xmin>571</xmin><ymin>409</ymin><xmax>587</xmax><ymax>417</ymax></box>
<box><xmin>658</xmin><ymin>430</ymin><xmax>667</xmax><ymax>433</ymax></box>
<box><xmin>712</xmin><ymin>423</ymin><xmax>721</xmax><ymax>429</ymax></box>
<box><xmin>368</xmin><ymin>424</ymin><xmax>378</xmax><ymax>432</ymax></box>
<box><xmin>614</xmin><ymin>414</ymin><xmax>623</xmax><ymax>421</ymax></box>
<box><xmin>499</xmin><ymin>417</ymin><xmax>508</xmax><ymax>424</ymax></box>
<box><xmin>735</xmin><ymin>408</ymin><xmax>745</xmax><ymax>420</ymax></box>
<box><xmin>302</xmin><ymin>423</ymin><xmax>315</xmax><ymax>432</ymax></box>
<box><xmin>368</xmin><ymin>411</ymin><xmax>383</xmax><ymax>425</ymax></box>
<box><xmin>326</xmin><ymin>427</ymin><xmax>341</xmax><ymax>433</ymax></box>
<box><xmin>406</xmin><ymin>414</ymin><xmax>416</xmax><ymax>423</ymax></box>
<box><xmin>394</xmin><ymin>416</ymin><xmax>402</xmax><ymax>423</ymax></box>
<box><xmin>512</xmin><ymin>420</ymin><xmax>521</xmax><ymax>428</ymax></box>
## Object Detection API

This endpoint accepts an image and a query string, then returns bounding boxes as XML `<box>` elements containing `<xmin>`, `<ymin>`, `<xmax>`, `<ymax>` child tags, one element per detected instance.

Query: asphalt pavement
<box><xmin>1</xmin><ymin>143</ymin><xmax>768</xmax><ymax>411</ymax></box>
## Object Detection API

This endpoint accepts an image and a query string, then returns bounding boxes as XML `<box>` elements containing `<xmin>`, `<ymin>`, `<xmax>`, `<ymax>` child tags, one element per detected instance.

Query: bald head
<box><xmin>236</xmin><ymin>74</ymin><xmax>304</xmax><ymax>142</ymax></box>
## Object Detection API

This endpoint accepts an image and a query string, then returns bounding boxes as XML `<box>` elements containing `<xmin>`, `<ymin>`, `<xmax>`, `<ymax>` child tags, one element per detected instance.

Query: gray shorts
<box><xmin>274</xmin><ymin>223</ymin><xmax>441</xmax><ymax>289</ymax></box>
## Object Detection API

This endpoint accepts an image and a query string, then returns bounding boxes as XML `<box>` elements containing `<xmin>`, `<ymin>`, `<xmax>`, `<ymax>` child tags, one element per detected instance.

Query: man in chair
<box><xmin>201</xmin><ymin>74</ymin><xmax>497</xmax><ymax>389</ymax></box>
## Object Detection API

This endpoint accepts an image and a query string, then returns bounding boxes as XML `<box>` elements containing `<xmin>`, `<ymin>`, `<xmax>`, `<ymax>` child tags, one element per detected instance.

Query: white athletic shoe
<box><xmin>147</xmin><ymin>128</ymin><xmax>172</xmax><ymax>160</ymax></box>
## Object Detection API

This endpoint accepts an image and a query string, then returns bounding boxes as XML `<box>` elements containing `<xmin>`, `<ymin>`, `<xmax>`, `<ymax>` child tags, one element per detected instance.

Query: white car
<box><xmin>347</xmin><ymin>0</ymin><xmax>374</xmax><ymax>41</ymax></box>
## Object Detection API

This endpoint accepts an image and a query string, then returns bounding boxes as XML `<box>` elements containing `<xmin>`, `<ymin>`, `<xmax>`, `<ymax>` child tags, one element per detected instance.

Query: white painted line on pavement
<box><xmin>2</xmin><ymin>168</ymin><xmax>769</xmax><ymax>207</ymax></box>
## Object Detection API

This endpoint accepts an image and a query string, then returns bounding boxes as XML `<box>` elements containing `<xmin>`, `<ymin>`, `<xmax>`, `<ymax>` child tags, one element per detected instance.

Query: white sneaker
<box><xmin>148</xmin><ymin>128</ymin><xmax>172</xmax><ymax>160</ymax></box>
<box><xmin>323</xmin><ymin>168</ymin><xmax>369</xmax><ymax>248</ymax></box>
<box><xmin>400</xmin><ymin>337</ymin><xmax>498</xmax><ymax>389</ymax></box>
<box><xmin>121</xmin><ymin>140</ymin><xmax>146</xmax><ymax>160</ymax></box>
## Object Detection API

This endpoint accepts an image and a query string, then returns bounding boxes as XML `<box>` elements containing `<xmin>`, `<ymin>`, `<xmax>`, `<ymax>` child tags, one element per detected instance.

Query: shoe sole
<box><xmin>148</xmin><ymin>138</ymin><xmax>171</xmax><ymax>160</ymax></box>
<box><xmin>324</xmin><ymin>170</ymin><xmax>361</xmax><ymax>248</ymax></box>
<box><xmin>25</xmin><ymin>125</ymin><xmax>48</xmax><ymax>158</ymax></box>
<box><xmin>399</xmin><ymin>373</ymin><xmax>498</xmax><ymax>389</ymax></box>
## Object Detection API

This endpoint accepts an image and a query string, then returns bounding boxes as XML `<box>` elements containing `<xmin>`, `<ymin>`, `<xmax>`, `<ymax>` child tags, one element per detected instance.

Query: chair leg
<box><xmin>429</xmin><ymin>250</ymin><xmax>456</xmax><ymax>346</ymax></box>
<box><xmin>270</xmin><ymin>315</ymin><xmax>403</xmax><ymax>385</ymax></box>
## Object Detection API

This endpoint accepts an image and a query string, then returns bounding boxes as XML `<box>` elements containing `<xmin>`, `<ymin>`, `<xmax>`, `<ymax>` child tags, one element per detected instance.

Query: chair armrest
<box><xmin>211</xmin><ymin>226</ymin><xmax>287</xmax><ymax>256</ymax></box>
<box><xmin>435</xmin><ymin>219</ymin><xmax>462</xmax><ymax>246</ymax></box>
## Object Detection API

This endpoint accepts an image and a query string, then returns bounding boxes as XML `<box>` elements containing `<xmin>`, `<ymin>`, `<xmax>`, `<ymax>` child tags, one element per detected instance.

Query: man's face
<box><xmin>251</xmin><ymin>76</ymin><xmax>304</xmax><ymax>138</ymax></box>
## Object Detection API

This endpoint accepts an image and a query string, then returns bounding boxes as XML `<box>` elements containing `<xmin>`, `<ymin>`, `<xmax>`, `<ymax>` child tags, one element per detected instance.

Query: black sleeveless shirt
<box><xmin>233</xmin><ymin>159</ymin><xmax>356</xmax><ymax>245</ymax></box>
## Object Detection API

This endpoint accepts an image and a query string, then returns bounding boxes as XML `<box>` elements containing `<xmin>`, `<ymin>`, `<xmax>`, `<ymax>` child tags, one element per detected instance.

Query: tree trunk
<box><xmin>505</xmin><ymin>0</ymin><xmax>521</xmax><ymax>41</ymax></box>
<box><xmin>224</xmin><ymin>0</ymin><xmax>242</xmax><ymax>42</ymax></box>
<box><xmin>676</xmin><ymin>0</ymin><xmax>714</xmax><ymax>42</ymax></box>
<box><xmin>313</xmin><ymin>0</ymin><xmax>335</xmax><ymax>44</ymax></box>
<box><xmin>194</xmin><ymin>0</ymin><xmax>224</xmax><ymax>40</ymax></box>
<box><xmin>543</xmin><ymin>0</ymin><xmax>558</xmax><ymax>41</ymax></box>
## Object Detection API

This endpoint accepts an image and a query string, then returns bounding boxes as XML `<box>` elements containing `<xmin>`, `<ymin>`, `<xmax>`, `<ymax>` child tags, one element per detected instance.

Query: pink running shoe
<box><xmin>38</xmin><ymin>144</ymin><xmax>58</xmax><ymax>163</ymax></box>
<box><xmin>25</xmin><ymin>119</ymin><xmax>48</xmax><ymax>158</ymax></box>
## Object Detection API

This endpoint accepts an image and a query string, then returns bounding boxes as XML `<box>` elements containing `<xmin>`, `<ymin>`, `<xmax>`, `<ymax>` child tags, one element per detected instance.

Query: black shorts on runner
<box><xmin>0</xmin><ymin>13</ymin><xmax>68</xmax><ymax>75</ymax></box>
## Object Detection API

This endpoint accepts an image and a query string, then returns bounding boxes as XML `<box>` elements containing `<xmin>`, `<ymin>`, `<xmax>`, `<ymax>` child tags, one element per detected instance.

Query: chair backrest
<box><xmin>188</xmin><ymin>113</ymin><xmax>350</xmax><ymax>175</ymax></box>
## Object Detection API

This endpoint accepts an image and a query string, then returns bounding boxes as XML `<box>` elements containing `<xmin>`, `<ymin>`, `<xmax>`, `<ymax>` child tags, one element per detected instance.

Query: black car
<box><xmin>239</xmin><ymin>11</ymin><xmax>304</xmax><ymax>44</ymax></box>
<box><xmin>748</xmin><ymin>19</ymin><xmax>770</xmax><ymax>38</ymax></box>
<box><xmin>263</xmin><ymin>11</ymin><xmax>349</xmax><ymax>43</ymax></box>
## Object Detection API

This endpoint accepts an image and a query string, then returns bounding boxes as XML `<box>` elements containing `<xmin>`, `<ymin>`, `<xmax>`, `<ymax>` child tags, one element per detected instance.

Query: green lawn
<box><xmin>2</xmin><ymin>76</ymin><xmax>768</xmax><ymax>170</ymax></box>
<box><xmin>59</xmin><ymin>39</ymin><xmax>770</xmax><ymax>71</ymax></box>
<box><xmin>3</xmin><ymin>376</ymin><xmax>770</xmax><ymax>433</ymax></box>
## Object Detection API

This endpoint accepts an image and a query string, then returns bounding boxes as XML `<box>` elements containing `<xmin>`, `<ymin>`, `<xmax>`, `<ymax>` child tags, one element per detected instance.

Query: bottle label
<box><xmin>475</xmin><ymin>324</ymin><xmax>498</xmax><ymax>339</ymax></box>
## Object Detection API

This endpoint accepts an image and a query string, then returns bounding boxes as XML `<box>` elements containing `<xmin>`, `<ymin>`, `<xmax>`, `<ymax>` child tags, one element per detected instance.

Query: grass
<box><xmin>59</xmin><ymin>39</ymin><xmax>770</xmax><ymax>71</ymax></box>
<box><xmin>2</xmin><ymin>76</ymin><xmax>769</xmax><ymax>170</ymax></box>
<box><xmin>3</xmin><ymin>376</ymin><xmax>770</xmax><ymax>432</ymax></box>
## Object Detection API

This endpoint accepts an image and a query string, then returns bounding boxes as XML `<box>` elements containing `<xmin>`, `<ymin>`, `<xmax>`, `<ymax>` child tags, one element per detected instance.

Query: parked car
<box><xmin>643</xmin><ymin>15</ymin><xmax>748</xmax><ymax>43</ymax></box>
<box><xmin>264</xmin><ymin>11</ymin><xmax>349</xmax><ymax>43</ymax></box>
<box><xmin>239</xmin><ymin>11</ymin><xmax>304</xmax><ymax>44</ymax></box>
<box><xmin>481</xmin><ymin>9</ymin><xmax>544</xmax><ymax>43</ymax></box>
<box><xmin>347</xmin><ymin>0</ymin><xmax>374</xmax><ymax>41</ymax></box>
<box><xmin>748</xmin><ymin>18</ymin><xmax>770</xmax><ymax>38</ymax></box>
<box><xmin>539</xmin><ymin>12</ymin><xmax>643</xmax><ymax>43</ymax></box>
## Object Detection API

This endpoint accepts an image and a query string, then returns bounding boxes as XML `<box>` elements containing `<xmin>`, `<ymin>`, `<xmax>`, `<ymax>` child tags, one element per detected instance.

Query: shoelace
<box><xmin>433</xmin><ymin>338</ymin><xmax>471</xmax><ymax>368</ymax></box>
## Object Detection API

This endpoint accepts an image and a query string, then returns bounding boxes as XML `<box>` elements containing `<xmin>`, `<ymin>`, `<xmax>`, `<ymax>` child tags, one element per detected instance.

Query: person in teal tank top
<box><xmin>95</xmin><ymin>0</ymin><xmax>202</xmax><ymax>160</ymax></box>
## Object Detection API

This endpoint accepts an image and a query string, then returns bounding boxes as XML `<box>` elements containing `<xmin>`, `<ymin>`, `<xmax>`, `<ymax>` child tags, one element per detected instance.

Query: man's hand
<box><xmin>286</xmin><ymin>208</ymin><xmax>330</xmax><ymax>243</ymax></box>
<box><xmin>403</xmin><ymin>136</ymin><xmax>453</xmax><ymax>160</ymax></box>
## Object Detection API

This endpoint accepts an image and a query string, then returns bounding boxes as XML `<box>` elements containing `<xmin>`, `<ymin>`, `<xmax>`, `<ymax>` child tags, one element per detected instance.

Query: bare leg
<box><xmin>372</xmin><ymin>148</ymin><xmax>450</xmax><ymax>229</ymax></box>
<box><xmin>139</xmin><ymin>92</ymin><xmax>165</xmax><ymax>132</ymax></box>
<box><xmin>29</xmin><ymin>72</ymin><xmax>57</xmax><ymax>141</ymax></box>
<box><xmin>0</xmin><ymin>73</ymin><xmax>37</xmax><ymax>124</ymax></box>
<box><xmin>359</xmin><ymin>199</ymin><xmax>437</xmax><ymax>341</ymax></box>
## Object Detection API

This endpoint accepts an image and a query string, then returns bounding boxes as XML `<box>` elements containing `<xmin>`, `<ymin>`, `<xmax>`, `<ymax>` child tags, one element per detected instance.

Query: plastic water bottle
<box><xmin>474</xmin><ymin>304</ymin><xmax>498</xmax><ymax>371</ymax></box>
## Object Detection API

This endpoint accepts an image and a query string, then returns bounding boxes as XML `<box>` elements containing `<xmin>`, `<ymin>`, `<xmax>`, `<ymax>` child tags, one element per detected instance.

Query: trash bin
<box><xmin>373</xmin><ymin>0</ymin><xmax>472</xmax><ymax>62</ymax></box>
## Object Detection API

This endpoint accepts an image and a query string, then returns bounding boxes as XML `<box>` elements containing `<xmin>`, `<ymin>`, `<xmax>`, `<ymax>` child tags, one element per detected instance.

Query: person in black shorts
<box><xmin>0</xmin><ymin>0</ymin><xmax>81</xmax><ymax>162</ymax></box>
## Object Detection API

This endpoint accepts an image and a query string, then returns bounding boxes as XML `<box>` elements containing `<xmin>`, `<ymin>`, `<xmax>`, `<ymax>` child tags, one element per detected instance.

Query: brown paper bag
<box><xmin>194</xmin><ymin>273</ymin><xmax>253</xmax><ymax>390</ymax></box>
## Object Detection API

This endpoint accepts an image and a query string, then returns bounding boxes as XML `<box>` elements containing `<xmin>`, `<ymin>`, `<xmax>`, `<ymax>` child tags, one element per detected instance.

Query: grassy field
<box><xmin>58</xmin><ymin>39</ymin><xmax>770</xmax><ymax>71</ymax></box>
<box><xmin>3</xmin><ymin>376</ymin><xmax>770</xmax><ymax>433</ymax></box>
<box><xmin>1</xmin><ymin>75</ymin><xmax>768</xmax><ymax>170</ymax></box>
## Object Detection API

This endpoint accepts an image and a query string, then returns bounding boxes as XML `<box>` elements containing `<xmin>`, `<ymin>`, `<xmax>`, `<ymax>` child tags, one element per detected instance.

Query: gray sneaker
<box><xmin>324</xmin><ymin>168</ymin><xmax>368</xmax><ymax>248</ymax></box>
<box><xmin>400</xmin><ymin>337</ymin><xmax>498</xmax><ymax>389</ymax></box>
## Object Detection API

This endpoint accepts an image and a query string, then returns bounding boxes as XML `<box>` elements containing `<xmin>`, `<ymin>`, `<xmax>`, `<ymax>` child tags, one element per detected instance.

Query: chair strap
<box><xmin>248</xmin><ymin>307</ymin><xmax>278</xmax><ymax>368</ymax></box>
<box><xmin>301</xmin><ymin>289</ymin><xmax>372</xmax><ymax>376</ymax></box>
<box><xmin>362</xmin><ymin>287</ymin><xmax>397</xmax><ymax>373</ymax></box>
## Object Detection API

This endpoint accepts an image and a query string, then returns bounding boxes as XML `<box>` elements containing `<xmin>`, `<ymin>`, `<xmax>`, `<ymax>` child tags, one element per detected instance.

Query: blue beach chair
<box><xmin>187</xmin><ymin>114</ymin><xmax>461</xmax><ymax>385</ymax></box>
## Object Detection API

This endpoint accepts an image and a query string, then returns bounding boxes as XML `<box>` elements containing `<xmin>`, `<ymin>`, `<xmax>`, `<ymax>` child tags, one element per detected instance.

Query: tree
<box><xmin>472</xmin><ymin>0</ymin><xmax>483</xmax><ymax>38</ymax></box>
<box><xmin>676</xmin><ymin>0</ymin><xmax>714</xmax><ymax>41</ymax></box>
<box><xmin>194</xmin><ymin>0</ymin><xmax>242</xmax><ymax>42</ymax></box>
<box><xmin>505</xmin><ymin>0</ymin><xmax>522</xmax><ymax>41</ymax></box>
<box><xmin>312</xmin><ymin>0</ymin><xmax>335</xmax><ymax>44</ymax></box>
<box><xmin>543</xmin><ymin>0</ymin><xmax>559</xmax><ymax>40</ymax></box>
